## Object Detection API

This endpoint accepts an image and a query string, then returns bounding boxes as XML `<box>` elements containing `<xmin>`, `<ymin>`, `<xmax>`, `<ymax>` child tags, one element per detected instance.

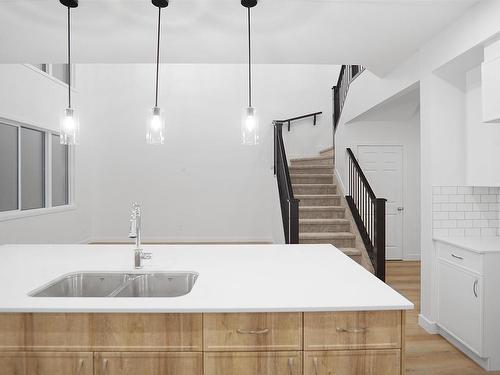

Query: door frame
<box><xmin>355</xmin><ymin>143</ymin><xmax>406</xmax><ymax>260</ymax></box>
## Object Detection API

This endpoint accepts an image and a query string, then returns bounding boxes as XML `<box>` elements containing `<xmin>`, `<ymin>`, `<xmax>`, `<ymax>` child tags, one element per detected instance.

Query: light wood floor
<box><xmin>386</xmin><ymin>261</ymin><xmax>500</xmax><ymax>375</ymax></box>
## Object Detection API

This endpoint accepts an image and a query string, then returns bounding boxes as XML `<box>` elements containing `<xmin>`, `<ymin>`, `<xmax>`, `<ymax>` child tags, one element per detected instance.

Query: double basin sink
<box><xmin>29</xmin><ymin>271</ymin><xmax>198</xmax><ymax>298</ymax></box>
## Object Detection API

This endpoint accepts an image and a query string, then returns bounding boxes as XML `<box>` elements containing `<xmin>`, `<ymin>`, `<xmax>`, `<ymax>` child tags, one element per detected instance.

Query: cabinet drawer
<box><xmin>92</xmin><ymin>314</ymin><xmax>202</xmax><ymax>351</ymax></box>
<box><xmin>304</xmin><ymin>350</ymin><xmax>400</xmax><ymax>375</ymax></box>
<box><xmin>0</xmin><ymin>352</ymin><xmax>93</xmax><ymax>375</ymax></box>
<box><xmin>203</xmin><ymin>313</ymin><xmax>302</xmax><ymax>351</ymax></box>
<box><xmin>304</xmin><ymin>311</ymin><xmax>402</xmax><ymax>350</ymax></box>
<box><xmin>437</xmin><ymin>243</ymin><xmax>482</xmax><ymax>274</ymax></box>
<box><xmin>204</xmin><ymin>351</ymin><xmax>302</xmax><ymax>375</ymax></box>
<box><xmin>94</xmin><ymin>352</ymin><xmax>203</xmax><ymax>375</ymax></box>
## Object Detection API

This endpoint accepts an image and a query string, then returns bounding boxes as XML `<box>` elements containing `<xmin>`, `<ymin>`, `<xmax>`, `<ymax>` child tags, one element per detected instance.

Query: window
<box><xmin>30</xmin><ymin>64</ymin><xmax>73</xmax><ymax>86</ymax></box>
<box><xmin>0</xmin><ymin>120</ymin><xmax>72</xmax><ymax>216</ymax></box>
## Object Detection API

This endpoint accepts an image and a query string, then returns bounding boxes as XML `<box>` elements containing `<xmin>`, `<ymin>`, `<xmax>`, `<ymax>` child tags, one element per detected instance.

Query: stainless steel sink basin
<box><xmin>29</xmin><ymin>271</ymin><xmax>198</xmax><ymax>298</ymax></box>
<box><xmin>114</xmin><ymin>272</ymin><xmax>198</xmax><ymax>298</ymax></box>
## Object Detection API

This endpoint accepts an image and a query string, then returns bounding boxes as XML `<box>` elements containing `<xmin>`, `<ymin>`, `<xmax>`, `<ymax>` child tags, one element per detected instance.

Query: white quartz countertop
<box><xmin>434</xmin><ymin>236</ymin><xmax>500</xmax><ymax>253</ymax></box>
<box><xmin>0</xmin><ymin>244</ymin><xmax>413</xmax><ymax>313</ymax></box>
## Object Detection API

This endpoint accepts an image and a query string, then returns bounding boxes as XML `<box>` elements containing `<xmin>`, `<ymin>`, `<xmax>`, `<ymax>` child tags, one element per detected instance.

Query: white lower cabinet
<box><xmin>437</xmin><ymin>260</ymin><xmax>483</xmax><ymax>355</ymax></box>
<box><xmin>435</xmin><ymin>239</ymin><xmax>500</xmax><ymax>371</ymax></box>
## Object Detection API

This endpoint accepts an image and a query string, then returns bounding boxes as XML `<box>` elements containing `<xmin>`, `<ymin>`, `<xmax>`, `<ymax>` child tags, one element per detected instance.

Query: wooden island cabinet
<box><xmin>0</xmin><ymin>311</ymin><xmax>405</xmax><ymax>375</ymax></box>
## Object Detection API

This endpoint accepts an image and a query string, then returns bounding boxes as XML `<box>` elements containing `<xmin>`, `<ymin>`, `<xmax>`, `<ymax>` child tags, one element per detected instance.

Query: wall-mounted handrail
<box><xmin>345</xmin><ymin>147</ymin><xmax>386</xmax><ymax>281</ymax></box>
<box><xmin>273</xmin><ymin>121</ymin><xmax>299</xmax><ymax>244</ymax></box>
<box><xmin>277</xmin><ymin>112</ymin><xmax>322</xmax><ymax>132</ymax></box>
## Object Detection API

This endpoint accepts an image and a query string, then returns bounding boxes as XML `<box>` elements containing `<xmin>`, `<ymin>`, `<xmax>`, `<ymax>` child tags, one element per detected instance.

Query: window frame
<box><xmin>0</xmin><ymin>117</ymin><xmax>76</xmax><ymax>222</ymax></box>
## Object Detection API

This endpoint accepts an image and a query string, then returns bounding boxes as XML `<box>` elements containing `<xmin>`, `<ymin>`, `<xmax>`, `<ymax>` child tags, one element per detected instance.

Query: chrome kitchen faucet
<box><xmin>128</xmin><ymin>202</ymin><xmax>152</xmax><ymax>269</ymax></box>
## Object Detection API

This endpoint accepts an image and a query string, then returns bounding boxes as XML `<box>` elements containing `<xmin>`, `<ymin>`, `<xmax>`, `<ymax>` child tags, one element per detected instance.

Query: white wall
<box><xmin>335</xmin><ymin>93</ymin><xmax>421</xmax><ymax>260</ymax></box>
<box><xmin>0</xmin><ymin>65</ymin><xmax>92</xmax><ymax>244</ymax></box>
<box><xmin>78</xmin><ymin>64</ymin><xmax>337</xmax><ymax>243</ymax></box>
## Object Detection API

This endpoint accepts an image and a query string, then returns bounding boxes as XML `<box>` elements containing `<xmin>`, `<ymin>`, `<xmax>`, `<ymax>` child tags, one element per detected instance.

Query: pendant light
<box><xmin>147</xmin><ymin>0</ymin><xmax>169</xmax><ymax>145</ymax></box>
<box><xmin>241</xmin><ymin>0</ymin><xmax>259</xmax><ymax>146</ymax></box>
<box><xmin>59</xmin><ymin>0</ymin><xmax>79</xmax><ymax>145</ymax></box>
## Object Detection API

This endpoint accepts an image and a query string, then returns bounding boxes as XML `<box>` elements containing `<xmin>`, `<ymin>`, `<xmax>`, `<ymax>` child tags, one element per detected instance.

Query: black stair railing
<box><xmin>346</xmin><ymin>148</ymin><xmax>386</xmax><ymax>281</ymax></box>
<box><xmin>273</xmin><ymin>121</ymin><xmax>299</xmax><ymax>244</ymax></box>
<box><xmin>333</xmin><ymin>65</ymin><xmax>365</xmax><ymax>130</ymax></box>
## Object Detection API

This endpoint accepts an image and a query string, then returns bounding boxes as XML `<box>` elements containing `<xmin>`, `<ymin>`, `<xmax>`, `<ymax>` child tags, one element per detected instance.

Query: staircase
<box><xmin>290</xmin><ymin>146</ymin><xmax>363</xmax><ymax>264</ymax></box>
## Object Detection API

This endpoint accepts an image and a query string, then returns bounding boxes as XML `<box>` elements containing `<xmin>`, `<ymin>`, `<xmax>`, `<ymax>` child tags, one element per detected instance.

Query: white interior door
<box><xmin>357</xmin><ymin>145</ymin><xmax>404</xmax><ymax>260</ymax></box>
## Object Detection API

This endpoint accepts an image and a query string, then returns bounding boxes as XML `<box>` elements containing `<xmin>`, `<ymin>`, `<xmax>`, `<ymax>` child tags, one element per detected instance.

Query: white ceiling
<box><xmin>0</xmin><ymin>0</ymin><xmax>479</xmax><ymax>75</ymax></box>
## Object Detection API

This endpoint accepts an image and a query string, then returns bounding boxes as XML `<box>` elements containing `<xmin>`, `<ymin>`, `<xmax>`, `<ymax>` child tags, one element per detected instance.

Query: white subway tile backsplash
<box><xmin>449</xmin><ymin>228</ymin><xmax>465</xmax><ymax>237</ymax></box>
<box><xmin>481</xmin><ymin>228</ymin><xmax>497</xmax><ymax>236</ymax></box>
<box><xmin>465</xmin><ymin>228</ymin><xmax>481</xmax><ymax>236</ymax></box>
<box><xmin>433</xmin><ymin>185</ymin><xmax>500</xmax><ymax>238</ymax></box>
<box><xmin>449</xmin><ymin>212</ymin><xmax>465</xmax><ymax>220</ymax></box>
<box><xmin>474</xmin><ymin>187</ymin><xmax>490</xmax><ymax>195</ymax></box>
<box><xmin>442</xmin><ymin>186</ymin><xmax>458</xmax><ymax>195</ymax></box>
<box><xmin>481</xmin><ymin>195</ymin><xmax>497</xmax><ymax>203</ymax></box>
<box><xmin>473</xmin><ymin>219</ymin><xmax>489</xmax><ymax>228</ymax></box>
<box><xmin>465</xmin><ymin>212</ymin><xmax>481</xmax><ymax>220</ymax></box>
<box><xmin>433</xmin><ymin>212</ymin><xmax>449</xmax><ymax>220</ymax></box>
<box><xmin>458</xmin><ymin>186</ymin><xmax>474</xmax><ymax>194</ymax></box>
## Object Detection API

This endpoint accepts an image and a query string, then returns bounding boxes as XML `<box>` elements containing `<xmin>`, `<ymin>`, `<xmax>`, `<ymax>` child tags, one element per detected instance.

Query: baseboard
<box><xmin>418</xmin><ymin>314</ymin><xmax>438</xmax><ymax>334</ymax></box>
<box><xmin>78</xmin><ymin>237</ymin><xmax>93</xmax><ymax>244</ymax></box>
<box><xmin>403</xmin><ymin>253</ymin><xmax>421</xmax><ymax>261</ymax></box>
<box><xmin>438</xmin><ymin>326</ymin><xmax>493</xmax><ymax>370</ymax></box>
<box><xmin>334</xmin><ymin>168</ymin><xmax>346</xmax><ymax>195</ymax></box>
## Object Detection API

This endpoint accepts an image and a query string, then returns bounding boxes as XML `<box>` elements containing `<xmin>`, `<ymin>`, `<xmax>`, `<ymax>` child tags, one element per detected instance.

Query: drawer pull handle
<box><xmin>236</xmin><ymin>328</ymin><xmax>269</xmax><ymax>335</ymax></box>
<box><xmin>336</xmin><ymin>327</ymin><xmax>367</xmax><ymax>333</ymax></box>
<box><xmin>451</xmin><ymin>253</ymin><xmax>464</xmax><ymax>260</ymax></box>
<box><xmin>78</xmin><ymin>359</ymin><xmax>84</xmax><ymax>373</ymax></box>
<box><xmin>102</xmin><ymin>359</ymin><xmax>108</xmax><ymax>373</ymax></box>
<box><xmin>313</xmin><ymin>357</ymin><xmax>319</xmax><ymax>375</ymax></box>
<box><xmin>288</xmin><ymin>357</ymin><xmax>294</xmax><ymax>375</ymax></box>
<box><xmin>473</xmin><ymin>279</ymin><xmax>479</xmax><ymax>298</ymax></box>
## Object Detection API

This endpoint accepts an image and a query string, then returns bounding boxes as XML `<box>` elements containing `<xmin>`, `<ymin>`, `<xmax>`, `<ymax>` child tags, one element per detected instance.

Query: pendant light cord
<box><xmin>67</xmin><ymin>6</ymin><xmax>72</xmax><ymax>109</ymax></box>
<box><xmin>155</xmin><ymin>7</ymin><xmax>162</xmax><ymax>108</ymax></box>
<box><xmin>247</xmin><ymin>7</ymin><xmax>252</xmax><ymax>108</ymax></box>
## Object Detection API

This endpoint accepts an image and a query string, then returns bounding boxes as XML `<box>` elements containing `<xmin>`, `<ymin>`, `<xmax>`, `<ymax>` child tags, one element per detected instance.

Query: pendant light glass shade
<box><xmin>60</xmin><ymin>108</ymin><xmax>79</xmax><ymax>145</ymax></box>
<box><xmin>146</xmin><ymin>106</ymin><xmax>166</xmax><ymax>145</ymax></box>
<box><xmin>241</xmin><ymin>107</ymin><xmax>259</xmax><ymax>145</ymax></box>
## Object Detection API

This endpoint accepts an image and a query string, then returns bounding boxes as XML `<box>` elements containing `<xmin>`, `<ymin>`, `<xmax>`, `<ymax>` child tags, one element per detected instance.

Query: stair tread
<box><xmin>293</xmin><ymin>184</ymin><xmax>336</xmax><ymax>187</ymax></box>
<box><xmin>299</xmin><ymin>206</ymin><xmax>345</xmax><ymax>210</ymax></box>
<box><xmin>295</xmin><ymin>194</ymin><xmax>340</xmax><ymax>198</ymax></box>
<box><xmin>299</xmin><ymin>218</ymin><xmax>349</xmax><ymax>224</ymax></box>
<box><xmin>289</xmin><ymin>165</ymin><xmax>333</xmax><ymax>169</ymax></box>
<box><xmin>339</xmin><ymin>247</ymin><xmax>362</xmax><ymax>256</ymax></box>
<box><xmin>299</xmin><ymin>232</ymin><xmax>355</xmax><ymax>239</ymax></box>
<box><xmin>291</xmin><ymin>173</ymin><xmax>333</xmax><ymax>177</ymax></box>
<box><xmin>319</xmin><ymin>146</ymin><xmax>334</xmax><ymax>154</ymax></box>
<box><xmin>290</xmin><ymin>155</ymin><xmax>333</xmax><ymax>162</ymax></box>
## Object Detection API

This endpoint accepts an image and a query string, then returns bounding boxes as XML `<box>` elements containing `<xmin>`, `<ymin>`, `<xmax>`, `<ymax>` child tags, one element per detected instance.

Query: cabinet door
<box><xmin>204</xmin><ymin>351</ymin><xmax>302</xmax><ymax>375</ymax></box>
<box><xmin>0</xmin><ymin>352</ymin><xmax>93</xmax><ymax>375</ymax></box>
<box><xmin>438</xmin><ymin>261</ymin><xmax>483</xmax><ymax>355</ymax></box>
<box><xmin>304</xmin><ymin>350</ymin><xmax>400</xmax><ymax>375</ymax></box>
<box><xmin>94</xmin><ymin>352</ymin><xmax>202</xmax><ymax>375</ymax></box>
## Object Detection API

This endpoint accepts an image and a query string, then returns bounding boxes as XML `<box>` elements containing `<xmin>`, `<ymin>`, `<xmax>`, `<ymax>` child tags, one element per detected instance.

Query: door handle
<box><xmin>397</xmin><ymin>207</ymin><xmax>404</xmax><ymax>211</ymax></box>
<box><xmin>473</xmin><ymin>279</ymin><xmax>478</xmax><ymax>298</ymax></box>
<box><xmin>102</xmin><ymin>359</ymin><xmax>108</xmax><ymax>374</ymax></box>
<box><xmin>77</xmin><ymin>359</ymin><xmax>84</xmax><ymax>374</ymax></box>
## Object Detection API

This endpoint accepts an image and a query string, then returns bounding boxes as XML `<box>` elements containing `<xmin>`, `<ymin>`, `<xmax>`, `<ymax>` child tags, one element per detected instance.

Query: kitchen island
<box><xmin>0</xmin><ymin>244</ymin><xmax>412</xmax><ymax>375</ymax></box>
